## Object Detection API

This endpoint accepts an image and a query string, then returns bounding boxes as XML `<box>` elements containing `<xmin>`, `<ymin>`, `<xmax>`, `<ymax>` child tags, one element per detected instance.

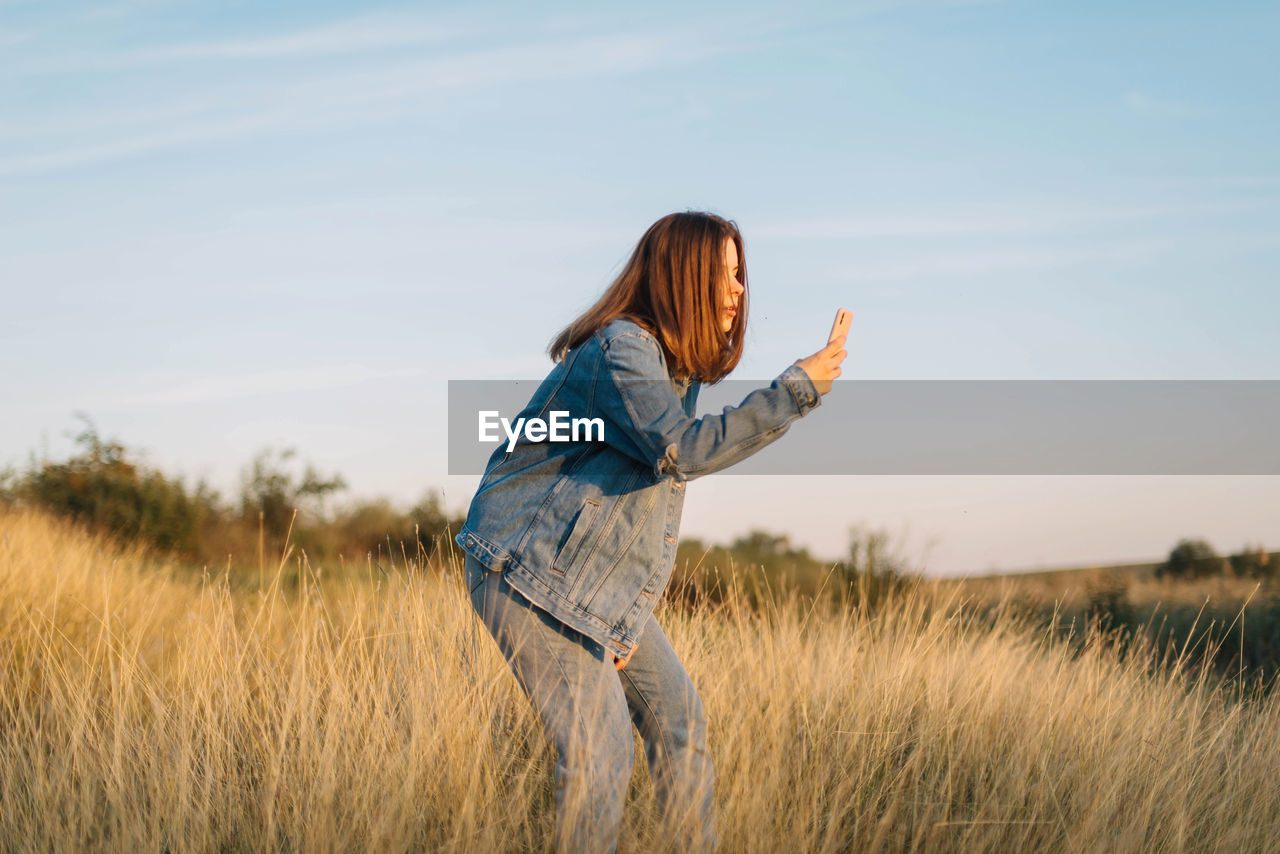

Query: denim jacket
<box><xmin>455</xmin><ymin>317</ymin><xmax>822</xmax><ymax>660</ymax></box>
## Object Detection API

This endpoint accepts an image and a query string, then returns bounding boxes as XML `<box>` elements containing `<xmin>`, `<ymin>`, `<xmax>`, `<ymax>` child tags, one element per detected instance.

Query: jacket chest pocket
<box><xmin>551</xmin><ymin>498</ymin><xmax>601</xmax><ymax>576</ymax></box>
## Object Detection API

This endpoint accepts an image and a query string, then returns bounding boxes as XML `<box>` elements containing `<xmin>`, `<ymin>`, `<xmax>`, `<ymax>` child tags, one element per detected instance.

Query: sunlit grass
<box><xmin>2</xmin><ymin>507</ymin><xmax>1278</xmax><ymax>852</ymax></box>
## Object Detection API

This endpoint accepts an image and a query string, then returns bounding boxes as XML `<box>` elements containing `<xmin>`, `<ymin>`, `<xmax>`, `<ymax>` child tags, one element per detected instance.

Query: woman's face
<box><xmin>718</xmin><ymin>237</ymin><xmax>744</xmax><ymax>334</ymax></box>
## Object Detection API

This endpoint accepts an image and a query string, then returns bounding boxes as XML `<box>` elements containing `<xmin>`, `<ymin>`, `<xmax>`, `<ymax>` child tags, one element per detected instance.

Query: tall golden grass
<box><xmin>933</xmin><ymin>564</ymin><xmax>1267</xmax><ymax>612</ymax></box>
<box><xmin>2</xmin><ymin>506</ymin><xmax>1278</xmax><ymax>852</ymax></box>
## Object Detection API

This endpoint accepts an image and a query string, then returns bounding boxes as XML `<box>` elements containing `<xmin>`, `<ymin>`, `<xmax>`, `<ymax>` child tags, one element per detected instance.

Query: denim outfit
<box><xmin>467</xmin><ymin>552</ymin><xmax>717</xmax><ymax>852</ymax></box>
<box><xmin>456</xmin><ymin>317</ymin><xmax>821</xmax><ymax>852</ymax></box>
<box><xmin>456</xmin><ymin>318</ymin><xmax>822</xmax><ymax>660</ymax></box>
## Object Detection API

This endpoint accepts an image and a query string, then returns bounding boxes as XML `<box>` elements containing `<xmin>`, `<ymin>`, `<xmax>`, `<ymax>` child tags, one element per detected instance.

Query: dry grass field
<box><xmin>3</xmin><ymin>506</ymin><xmax>1279</xmax><ymax>853</ymax></box>
<box><xmin>932</xmin><ymin>561</ymin><xmax>1267</xmax><ymax>613</ymax></box>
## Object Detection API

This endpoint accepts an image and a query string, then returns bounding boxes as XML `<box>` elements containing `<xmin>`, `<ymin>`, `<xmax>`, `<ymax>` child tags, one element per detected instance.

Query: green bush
<box><xmin>2</xmin><ymin>418</ymin><xmax>465</xmax><ymax>575</ymax></box>
<box><xmin>1156</xmin><ymin>538</ymin><xmax>1228</xmax><ymax>580</ymax></box>
<box><xmin>670</xmin><ymin>524</ymin><xmax>918</xmax><ymax>615</ymax></box>
<box><xmin>5</xmin><ymin>417</ymin><xmax>216</xmax><ymax>558</ymax></box>
<box><xmin>1230</xmin><ymin>545</ymin><xmax>1274</xmax><ymax>580</ymax></box>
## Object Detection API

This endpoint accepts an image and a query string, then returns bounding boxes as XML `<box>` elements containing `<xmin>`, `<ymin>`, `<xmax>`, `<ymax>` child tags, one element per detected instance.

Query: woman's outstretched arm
<box><xmin>595</xmin><ymin>328</ymin><xmax>845</xmax><ymax>482</ymax></box>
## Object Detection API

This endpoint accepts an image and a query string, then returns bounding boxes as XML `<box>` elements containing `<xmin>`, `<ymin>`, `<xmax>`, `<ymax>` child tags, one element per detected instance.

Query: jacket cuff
<box><xmin>781</xmin><ymin>364</ymin><xmax>822</xmax><ymax>416</ymax></box>
<box><xmin>654</xmin><ymin>442</ymin><xmax>685</xmax><ymax>482</ymax></box>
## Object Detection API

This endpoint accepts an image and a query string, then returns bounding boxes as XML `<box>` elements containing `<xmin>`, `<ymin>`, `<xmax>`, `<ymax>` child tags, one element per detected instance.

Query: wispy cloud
<box><xmin>1145</xmin><ymin>175</ymin><xmax>1280</xmax><ymax>192</ymax></box>
<box><xmin>839</xmin><ymin>237</ymin><xmax>1177</xmax><ymax>280</ymax></box>
<box><xmin>1124</xmin><ymin>90</ymin><xmax>1205</xmax><ymax>119</ymax></box>
<box><xmin>0</xmin><ymin>28</ymin><xmax>33</xmax><ymax>47</ymax></box>
<box><xmin>105</xmin><ymin>365</ymin><xmax>426</xmax><ymax>408</ymax></box>
<box><xmin>0</xmin><ymin>99</ymin><xmax>215</xmax><ymax>144</ymax></box>
<box><xmin>81</xmin><ymin>358</ymin><xmax>555</xmax><ymax>409</ymax></box>
<box><xmin>754</xmin><ymin>200</ymin><xmax>1265</xmax><ymax>240</ymax></box>
<box><xmin>26</xmin><ymin>12</ymin><xmax>459</xmax><ymax>73</ymax></box>
<box><xmin>1</xmin><ymin>25</ymin><xmax>742</xmax><ymax>177</ymax></box>
<box><xmin>837</xmin><ymin>229</ymin><xmax>1280</xmax><ymax>282</ymax></box>
<box><xmin>0</xmin><ymin>111</ymin><xmax>298</xmax><ymax>176</ymax></box>
<box><xmin>137</xmin><ymin>14</ymin><xmax>452</xmax><ymax>62</ymax></box>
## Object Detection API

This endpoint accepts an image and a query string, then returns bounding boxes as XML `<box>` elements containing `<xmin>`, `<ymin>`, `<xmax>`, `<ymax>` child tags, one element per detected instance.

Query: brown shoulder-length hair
<box><xmin>548</xmin><ymin>211</ymin><xmax>747</xmax><ymax>383</ymax></box>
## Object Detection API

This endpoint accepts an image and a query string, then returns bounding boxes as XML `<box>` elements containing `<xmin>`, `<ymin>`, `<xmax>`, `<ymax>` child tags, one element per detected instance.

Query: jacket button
<box><xmin>465</xmin><ymin>536</ymin><xmax>474</xmax><ymax>547</ymax></box>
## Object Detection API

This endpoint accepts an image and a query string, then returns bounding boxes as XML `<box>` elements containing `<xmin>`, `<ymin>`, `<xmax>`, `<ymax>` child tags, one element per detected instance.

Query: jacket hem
<box><xmin>456</xmin><ymin>526</ymin><xmax>643</xmax><ymax>659</ymax></box>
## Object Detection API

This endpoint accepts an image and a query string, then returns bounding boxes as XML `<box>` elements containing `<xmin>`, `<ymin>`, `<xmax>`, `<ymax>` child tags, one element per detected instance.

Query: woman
<box><xmin>455</xmin><ymin>211</ymin><xmax>847</xmax><ymax>853</ymax></box>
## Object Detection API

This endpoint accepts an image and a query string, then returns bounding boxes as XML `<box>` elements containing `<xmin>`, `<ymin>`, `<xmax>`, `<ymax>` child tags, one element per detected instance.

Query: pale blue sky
<box><xmin>3</xmin><ymin>1</ymin><xmax>1278</xmax><ymax>575</ymax></box>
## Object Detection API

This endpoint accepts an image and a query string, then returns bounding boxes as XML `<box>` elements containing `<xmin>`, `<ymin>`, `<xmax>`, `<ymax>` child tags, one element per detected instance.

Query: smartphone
<box><xmin>828</xmin><ymin>308</ymin><xmax>852</xmax><ymax>344</ymax></box>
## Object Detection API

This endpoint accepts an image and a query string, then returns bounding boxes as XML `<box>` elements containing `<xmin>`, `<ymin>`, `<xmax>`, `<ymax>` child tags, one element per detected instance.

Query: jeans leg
<box><xmin>618</xmin><ymin>613</ymin><xmax>718</xmax><ymax>852</ymax></box>
<box><xmin>465</xmin><ymin>555</ymin><xmax>635</xmax><ymax>854</ymax></box>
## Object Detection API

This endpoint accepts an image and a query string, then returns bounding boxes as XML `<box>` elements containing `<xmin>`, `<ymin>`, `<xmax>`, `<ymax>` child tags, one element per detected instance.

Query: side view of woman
<box><xmin>455</xmin><ymin>210</ymin><xmax>848</xmax><ymax>853</ymax></box>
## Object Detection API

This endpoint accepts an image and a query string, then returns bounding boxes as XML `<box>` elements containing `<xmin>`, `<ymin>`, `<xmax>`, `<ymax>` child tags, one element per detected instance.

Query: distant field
<box><xmin>952</xmin><ymin>558</ymin><xmax>1164</xmax><ymax>584</ymax></box>
<box><xmin>934</xmin><ymin>557</ymin><xmax>1270</xmax><ymax>610</ymax></box>
<box><xmin>3</xmin><ymin>507</ymin><xmax>1279</xmax><ymax>853</ymax></box>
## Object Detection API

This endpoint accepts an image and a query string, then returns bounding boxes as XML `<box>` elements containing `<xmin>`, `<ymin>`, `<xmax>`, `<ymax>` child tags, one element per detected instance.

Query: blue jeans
<box><xmin>465</xmin><ymin>553</ymin><xmax>717</xmax><ymax>853</ymax></box>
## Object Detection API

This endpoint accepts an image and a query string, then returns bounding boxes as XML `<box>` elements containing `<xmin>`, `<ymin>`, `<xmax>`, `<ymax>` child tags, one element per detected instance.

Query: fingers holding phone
<box><xmin>794</xmin><ymin>308</ymin><xmax>851</xmax><ymax>396</ymax></box>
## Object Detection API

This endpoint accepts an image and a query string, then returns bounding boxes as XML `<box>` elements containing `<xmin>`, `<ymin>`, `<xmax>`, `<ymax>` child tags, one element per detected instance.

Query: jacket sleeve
<box><xmin>597</xmin><ymin>331</ymin><xmax>822</xmax><ymax>482</ymax></box>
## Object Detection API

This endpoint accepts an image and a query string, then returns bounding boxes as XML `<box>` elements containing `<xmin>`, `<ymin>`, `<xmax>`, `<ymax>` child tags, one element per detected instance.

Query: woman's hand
<box><xmin>794</xmin><ymin>332</ymin><xmax>848</xmax><ymax>396</ymax></box>
<box><xmin>612</xmin><ymin>646</ymin><xmax>637</xmax><ymax>671</ymax></box>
